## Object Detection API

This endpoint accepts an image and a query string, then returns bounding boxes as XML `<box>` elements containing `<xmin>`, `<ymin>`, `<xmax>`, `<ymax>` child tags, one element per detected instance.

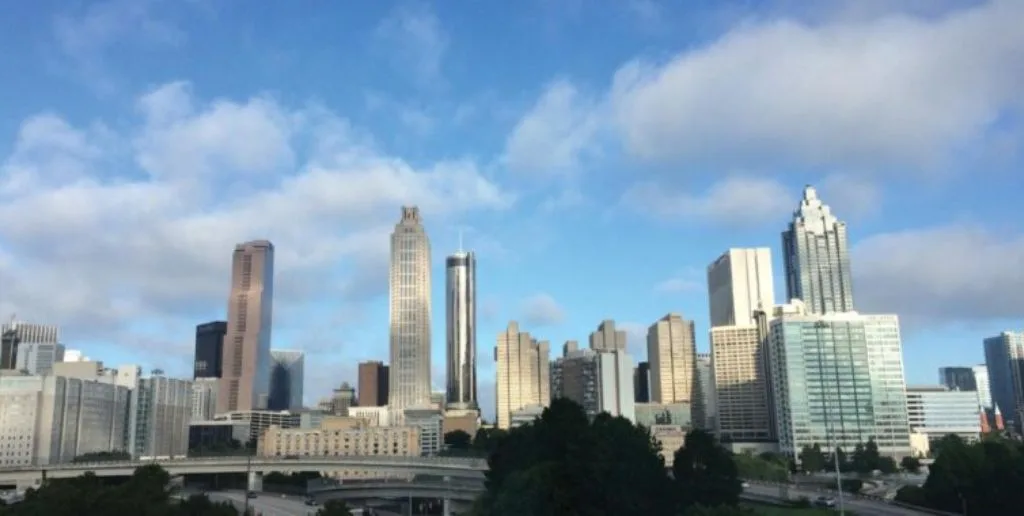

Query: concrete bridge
<box><xmin>0</xmin><ymin>455</ymin><xmax>487</xmax><ymax>488</ymax></box>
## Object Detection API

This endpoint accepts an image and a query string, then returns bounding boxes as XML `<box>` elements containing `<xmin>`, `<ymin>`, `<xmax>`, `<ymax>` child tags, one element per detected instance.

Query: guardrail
<box><xmin>0</xmin><ymin>455</ymin><xmax>488</xmax><ymax>473</ymax></box>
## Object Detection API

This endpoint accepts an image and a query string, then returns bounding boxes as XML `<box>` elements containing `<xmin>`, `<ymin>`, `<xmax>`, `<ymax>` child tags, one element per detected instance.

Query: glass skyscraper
<box><xmin>781</xmin><ymin>186</ymin><xmax>854</xmax><ymax>314</ymax></box>
<box><xmin>445</xmin><ymin>250</ymin><xmax>477</xmax><ymax>410</ymax></box>
<box><xmin>768</xmin><ymin>302</ymin><xmax>911</xmax><ymax>459</ymax></box>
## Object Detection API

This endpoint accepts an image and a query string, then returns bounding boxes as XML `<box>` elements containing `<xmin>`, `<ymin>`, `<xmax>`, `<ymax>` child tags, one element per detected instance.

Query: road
<box><xmin>744</xmin><ymin>484</ymin><xmax>935</xmax><ymax>516</ymax></box>
<box><xmin>207</xmin><ymin>491</ymin><xmax>318</xmax><ymax>516</ymax></box>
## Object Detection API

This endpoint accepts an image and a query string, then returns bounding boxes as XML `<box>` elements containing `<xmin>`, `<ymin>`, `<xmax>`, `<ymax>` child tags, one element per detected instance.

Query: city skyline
<box><xmin>0</xmin><ymin>1</ymin><xmax>1022</xmax><ymax>420</ymax></box>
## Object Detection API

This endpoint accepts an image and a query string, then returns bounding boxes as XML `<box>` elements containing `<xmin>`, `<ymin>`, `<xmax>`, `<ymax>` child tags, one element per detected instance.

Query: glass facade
<box><xmin>781</xmin><ymin>186</ymin><xmax>854</xmax><ymax>315</ymax></box>
<box><xmin>193</xmin><ymin>321</ymin><xmax>226</xmax><ymax>379</ymax></box>
<box><xmin>769</xmin><ymin>306</ymin><xmax>911</xmax><ymax>459</ymax></box>
<box><xmin>906</xmin><ymin>387</ymin><xmax>981</xmax><ymax>442</ymax></box>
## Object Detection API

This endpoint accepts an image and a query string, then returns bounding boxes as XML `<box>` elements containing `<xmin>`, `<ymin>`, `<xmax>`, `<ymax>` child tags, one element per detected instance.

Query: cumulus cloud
<box><xmin>519</xmin><ymin>293</ymin><xmax>566</xmax><ymax>327</ymax></box>
<box><xmin>853</xmin><ymin>224</ymin><xmax>1024</xmax><ymax>324</ymax></box>
<box><xmin>503</xmin><ymin>80</ymin><xmax>604</xmax><ymax>177</ymax></box>
<box><xmin>0</xmin><ymin>82</ymin><xmax>513</xmax><ymax>372</ymax></box>
<box><xmin>622</xmin><ymin>176</ymin><xmax>793</xmax><ymax>227</ymax></box>
<box><xmin>610</xmin><ymin>0</ymin><xmax>1024</xmax><ymax>170</ymax></box>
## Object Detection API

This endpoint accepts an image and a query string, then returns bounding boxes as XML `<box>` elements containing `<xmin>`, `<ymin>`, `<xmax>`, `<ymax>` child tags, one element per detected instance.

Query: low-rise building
<box><xmin>650</xmin><ymin>425</ymin><xmax>686</xmax><ymax>467</ymax></box>
<box><xmin>259</xmin><ymin>416</ymin><xmax>419</xmax><ymax>479</ymax></box>
<box><xmin>215</xmin><ymin>410</ymin><xmax>300</xmax><ymax>445</ymax></box>
<box><xmin>348</xmin><ymin>406</ymin><xmax>389</xmax><ymax>427</ymax></box>
<box><xmin>404</xmin><ymin>407</ymin><xmax>443</xmax><ymax>455</ymax></box>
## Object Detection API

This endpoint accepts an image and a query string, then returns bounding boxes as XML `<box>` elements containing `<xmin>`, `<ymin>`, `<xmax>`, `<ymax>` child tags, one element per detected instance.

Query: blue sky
<box><xmin>0</xmin><ymin>0</ymin><xmax>1022</xmax><ymax>419</ymax></box>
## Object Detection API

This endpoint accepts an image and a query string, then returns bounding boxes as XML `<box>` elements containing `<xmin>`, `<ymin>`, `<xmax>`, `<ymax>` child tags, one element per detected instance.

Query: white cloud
<box><xmin>816</xmin><ymin>174</ymin><xmax>882</xmax><ymax>220</ymax></box>
<box><xmin>655</xmin><ymin>268</ymin><xmax>703</xmax><ymax>294</ymax></box>
<box><xmin>622</xmin><ymin>176</ymin><xmax>793</xmax><ymax>227</ymax></box>
<box><xmin>503</xmin><ymin>80</ymin><xmax>604</xmax><ymax>178</ymax></box>
<box><xmin>519</xmin><ymin>293</ymin><xmax>566</xmax><ymax>327</ymax></box>
<box><xmin>375</xmin><ymin>2</ymin><xmax>449</xmax><ymax>86</ymax></box>
<box><xmin>0</xmin><ymin>81</ymin><xmax>513</xmax><ymax>366</ymax></box>
<box><xmin>610</xmin><ymin>0</ymin><xmax>1024</xmax><ymax>170</ymax></box>
<box><xmin>853</xmin><ymin>224</ymin><xmax>1024</xmax><ymax>323</ymax></box>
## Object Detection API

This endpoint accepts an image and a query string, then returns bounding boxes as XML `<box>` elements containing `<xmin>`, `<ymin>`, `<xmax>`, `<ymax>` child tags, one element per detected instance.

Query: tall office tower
<box><xmin>983</xmin><ymin>332</ymin><xmax>1024</xmax><ymax>432</ymax></box>
<box><xmin>707</xmin><ymin>248</ymin><xmax>777</xmax><ymax>447</ymax></box>
<box><xmin>445</xmin><ymin>250</ymin><xmax>477</xmax><ymax>410</ymax></box>
<box><xmin>551</xmin><ymin>348</ymin><xmax>635</xmax><ymax>421</ymax></box>
<box><xmin>15</xmin><ymin>342</ymin><xmax>65</xmax><ymax>375</ymax></box>
<box><xmin>646</xmin><ymin>313</ymin><xmax>697</xmax><ymax>404</ymax></box>
<box><xmin>781</xmin><ymin>185</ymin><xmax>854</xmax><ymax>314</ymax></box>
<box><xmin>973</xmin><ymin>365</ymin><xmax>993</xmax><ymax>410</ymax></box>
<box><xmin>1</xmin><ymin>319</ymin><xmax>60</xmax><ymax>370</ymax></box>
<box><xmin>194</xmin><ymin>321</ymin><xmax>227</xmax><ymax>379</ymax></box>
<box><xmin>388</xmin><ymin>206</ymin><xmax>432</xmax><ymax>421</ymax></box>
<box><xmin>358</xmin><ymin>361</ymin><xmax>389</xmax><ymax>407</ymax></box>
<box><xmin>127</xmin><ymin>372</ymin><xmax>193</xmax><ymax>458</ymax></box>
<box><xmin>590</xmin><ymin>320</ymin><xmax>627</xmax><ymax>352</ymax></box>
<box><xmin>695</xmin><ymin>353</ymin><xmax>717</xmax><ymax>431</ymax></box>
<box><xmin>495</xmin><ymin>322</ymin><xmax>550</xmax><ymax>429</ymax></box>
<box><xmin>634</xmin><ymin>361</ymin><xmax>651</xmax><ymax>403</ymax></box>
<box><xmin>939</xmin><ymin>367</ymin><xmax>978</xmax><ymax>392</ymax></box>
<box><xmin>217</xmin><ymin>240</ymin><xmax>275</xmax><ymax>413</ymax></box>
<box><xmin>767</xmin><ymin>301</ymin><xmax>911</xmax><ymax>459</ymax></box>
<box><xmin>268</xmin><ymin>350</ymin><xmax>305</xmax><ymax>410</ymax></box>
<box><xmin>708</xmin><ymin>248</ymin><xmax>775</xmax><ymax>327</ymax></box>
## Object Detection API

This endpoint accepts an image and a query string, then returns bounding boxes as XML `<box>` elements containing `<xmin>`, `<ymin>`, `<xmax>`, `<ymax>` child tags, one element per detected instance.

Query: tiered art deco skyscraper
<box><xmin>445</xmin><ymin>250</ymin><xmax>477</xmax><ymax>410</ymax></box>
<box><xmin>388</xmin><ymin>207</ymin><xmax>433</xmax><ymax>419</ymax></box>
<box><xmin>781</xmin><ymin>185</ymin><xmax>854</xmax><ymax>314</ymax></box>
<box><xmin>216</xmin><ymin>240</ymin><xmax>275</xmax><ymax>413</ymax></box>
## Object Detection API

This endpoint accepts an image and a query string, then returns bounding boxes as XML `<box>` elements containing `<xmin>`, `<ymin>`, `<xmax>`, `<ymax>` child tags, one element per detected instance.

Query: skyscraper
<box><xmin>358</xmin><ymin>361</ymin><xmax>389</xmax><ymax>407</ymax></box>
<box><xmin>217</xmin><ymin>240</ymin><xmax>275</xmax><ymax>413</ymax></box>
<box><xmin>939</xmin><ymin>366</ymin><xmax>979</xmax><ymax>392</ymax></box>
<box><xmin>707</xmin><ymin>249</ymin><xmax>777</xmax><ymax>447</ymax></box>
<box><xmin>389</xmin><ymin>207</ymin><xmax>432</xmax><ymax>419</ymax></box>
<box><xmin>194</xmin><ymin>321</ymin><xmax>227</xmax><ymax>379</ymax></box>
<box><xmin>495</xmin><ymin>321</ymin><xmax>550</xmax><ymax>429</ymax></box>
<box><xmin>781</xmin><ymin>185</ymin><xmax>854</xmax><ymax>314</ymax></box>
<box><xmin>589</xmin><ymin>320</ymin><xmax>627</xmax><ymax>352</ymax></box>
<box><xmin>646</xmin><ymin>313</ymin><xmax>697</xmax><ymax>404</ymax></box>
<box><xmin>973</xmin><ymin>364</ymin><xmax>993</xmax><ymax>410</ymax></box>
<box><xmin>634</xmin><ymin>361</ymin><xmax>651</xmax><ymax>403</ymax></box>
<box><xmin>552</xmin><ymin>347</ymin><xmax>635</xmax><ymax>422</ymax></box>
<box><xmin>983</xmin><ymin>332</ymin><xmax>1024</xmax><ymax>432</ymax></box>
<box><xmin>445</xmin><ymin>250</ymin><xmax>477</xmax><ymax>410</ymax></box>
<box><xmin>1</xmin><ymin>319</ymin><xmax>60</xmax><ymax>371</ymax></box>
<box><xmin>708</xmin><ymin>248</ymin><xmax>775</xmax><ymax>327</ymax></box>
<box><xmin>768</xmin><ymin>301</ymin><xmax>911</xmax><ymax>458</ymax></box>
<box><xmin>268</xmin><ymin>350</ymin><xmax>305</xmax><ymax>410</ymax></box>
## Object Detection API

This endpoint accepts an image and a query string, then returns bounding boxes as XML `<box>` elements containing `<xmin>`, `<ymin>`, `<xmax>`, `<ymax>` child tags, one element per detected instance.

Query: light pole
<box><xmin>815</xmin><ymin>321</ymin><xmax>845</xmax><ymax>516</ymax></box>
<box><xmin>243</xmin><ymin>451</ymin><xmax>253</xmax><ymax>516</ymax></box>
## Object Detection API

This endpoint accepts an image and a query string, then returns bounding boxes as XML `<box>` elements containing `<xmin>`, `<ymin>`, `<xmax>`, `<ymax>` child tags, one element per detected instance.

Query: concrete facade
<box><xmin>494</xmin><ymin>322</ymin><xmax>550</xmax><ymax>429</ymax></box>
<box><xmin>389</xmin><ymin>207</ymin><xmax>433</xmax><ymax>423</ymax></box>
<box><xmin>646</xmin><ymin>314</ymin><xmax>697</xmax><ymax>405</ymax></box>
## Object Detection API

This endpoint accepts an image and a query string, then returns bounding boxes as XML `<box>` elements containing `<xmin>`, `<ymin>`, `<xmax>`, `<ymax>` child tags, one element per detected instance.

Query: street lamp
<box><xmin>814</xmin><ymin>321</ymin><xmax>845</xmax><ymax>516</ymax></box>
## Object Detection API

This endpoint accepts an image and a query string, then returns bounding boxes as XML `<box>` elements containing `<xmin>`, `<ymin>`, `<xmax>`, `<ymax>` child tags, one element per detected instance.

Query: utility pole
<box><xmin>244</xmin><ymin>452</ymin><xmax>252</xmax><ymax>516</ymax></box>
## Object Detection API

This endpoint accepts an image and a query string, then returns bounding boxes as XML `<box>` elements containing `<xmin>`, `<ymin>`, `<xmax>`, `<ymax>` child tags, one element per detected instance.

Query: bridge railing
<box><xmin>743</xmin><ymin>479</ymin><xmax>960</xmax><ymax>516</ymax></box>
<box><xmin>0</xmin><ymin>455</ymin><xmax>488</xmax><ymax>473</ymax></box>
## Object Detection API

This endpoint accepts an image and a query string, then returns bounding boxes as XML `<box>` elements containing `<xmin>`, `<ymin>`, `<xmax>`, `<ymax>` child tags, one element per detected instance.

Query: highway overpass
<box><xmin>0</xmin><ymin>455</ymin><xmax>487</xmax><ymax>487</ymax></box>
<box><xmin>313</xmin><ymin>480</ymin><xmax>483</xmax><ymax>503</ymax></box>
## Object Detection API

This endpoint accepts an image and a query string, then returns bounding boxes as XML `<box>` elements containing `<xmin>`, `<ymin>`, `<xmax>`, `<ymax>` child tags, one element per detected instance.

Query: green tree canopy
<box><xmin>672</xmin><ymin>430</ymin><xmax>742</xmax><ymax>509</ymax></box>
<box><xmin>921</xmin><ymin>434</ymin><xmax>1024</xmax><ymax>514</ymax></box>
<box><xmin>475</xmin><ymin>397</ymin><xmax>674</xmax><ymax>515</ymax></box>
<box><xmin>444</xmin><ymin>429</ymin><xmax>473</xmax><ymax>450</ymax></box>
<box><xmin>900</xmin><ymin>455</ymin><xmax>921</xmax><ymax>473</ymax></box>
<box><xmin>798</xmin><ymin>444</ymin><xmax>826</xmax><ymax>472</ymax></box>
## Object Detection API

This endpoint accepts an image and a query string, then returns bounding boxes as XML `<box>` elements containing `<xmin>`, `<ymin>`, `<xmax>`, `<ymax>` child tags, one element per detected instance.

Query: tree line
<box><xmin>468</xmin><ymin>398</ymin><xmax>758</xmax><ymax>516</ymax></box>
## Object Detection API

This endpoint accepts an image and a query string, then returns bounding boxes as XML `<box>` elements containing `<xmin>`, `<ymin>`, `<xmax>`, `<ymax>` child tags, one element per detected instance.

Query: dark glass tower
<box><xmin>194</xmin><ymin>321</ymin><xmax>227</xmax><ymax>379</ymax></box>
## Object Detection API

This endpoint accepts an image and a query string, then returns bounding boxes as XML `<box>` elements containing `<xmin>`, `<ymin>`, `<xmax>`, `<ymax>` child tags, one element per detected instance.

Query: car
<box><xmin>304</xmin><ymin>497</ymin><xmax>319</xmax><ymax>506</ymax></box>
<box><xmin>741</xmin><ymin>482</ymin><xmax>750</xmax><ymax>488</ymax></box>
<box><xmin>246</xmin><ymin>491</ymin><xmax>258</xmax><ymax>499</ymax></box>
<box><xmin>814</xmin><ymin>496</ymin><xmax>836</xmax><ymax>508</ymax></box>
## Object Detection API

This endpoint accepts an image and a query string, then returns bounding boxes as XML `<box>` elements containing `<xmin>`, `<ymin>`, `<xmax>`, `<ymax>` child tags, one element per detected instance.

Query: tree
<box><xmin>475</xmin><ymin>397</ymin><xmax>674</xmax><ymax>515</ymax></box>
<box><xmin>733</xmin><ymin>453</ymin><xmax>788</xmax><ymax>482</ymax></box>
<box><xmin>672</xmin><ymin>430</ymin><xmax>742</xmax><ymax>510</ymax></box>
<box><xmin>900</xmin><ymin>456</ymin><xmax>921</xmax><ymax>473</ymax></box>
<box><xmin>798</xmin><ymin>444</ymin><xmax>826</xmax><ymax>472</ymax></box>
<box><xmin>683</xmin><ymin>505</ymin><xmax>757</xmax><ymax>516</ymax></box>
<box><xmin>316</xmin><ymin>499</ymin><xmax>354</xmax><ymax>516</ymax></box>
<box><xmin>444</xmin><ymin>429</ymin><xmax>472</xmax><ymax>450</ymax></box>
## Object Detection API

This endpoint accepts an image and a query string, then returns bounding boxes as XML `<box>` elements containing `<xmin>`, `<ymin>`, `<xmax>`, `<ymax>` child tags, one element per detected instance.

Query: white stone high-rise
<box><xmin>389</xmin><ymin>206</ymin><xmax>433</xmax><ymax>422</ymax></box>
<box><xmin>646</xmin><ymin>314</ymin><xmax>697</xmax><ymax>404</ymax></box>
<box><xmin>707</xmin><ymin>248</ymin><xmax>777</xmax><ymax>448</ymax></box>
<box><xmin>782</xmin><ymin>186</ymin><xmax>854</xmax><ymax>314</ymax></box>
